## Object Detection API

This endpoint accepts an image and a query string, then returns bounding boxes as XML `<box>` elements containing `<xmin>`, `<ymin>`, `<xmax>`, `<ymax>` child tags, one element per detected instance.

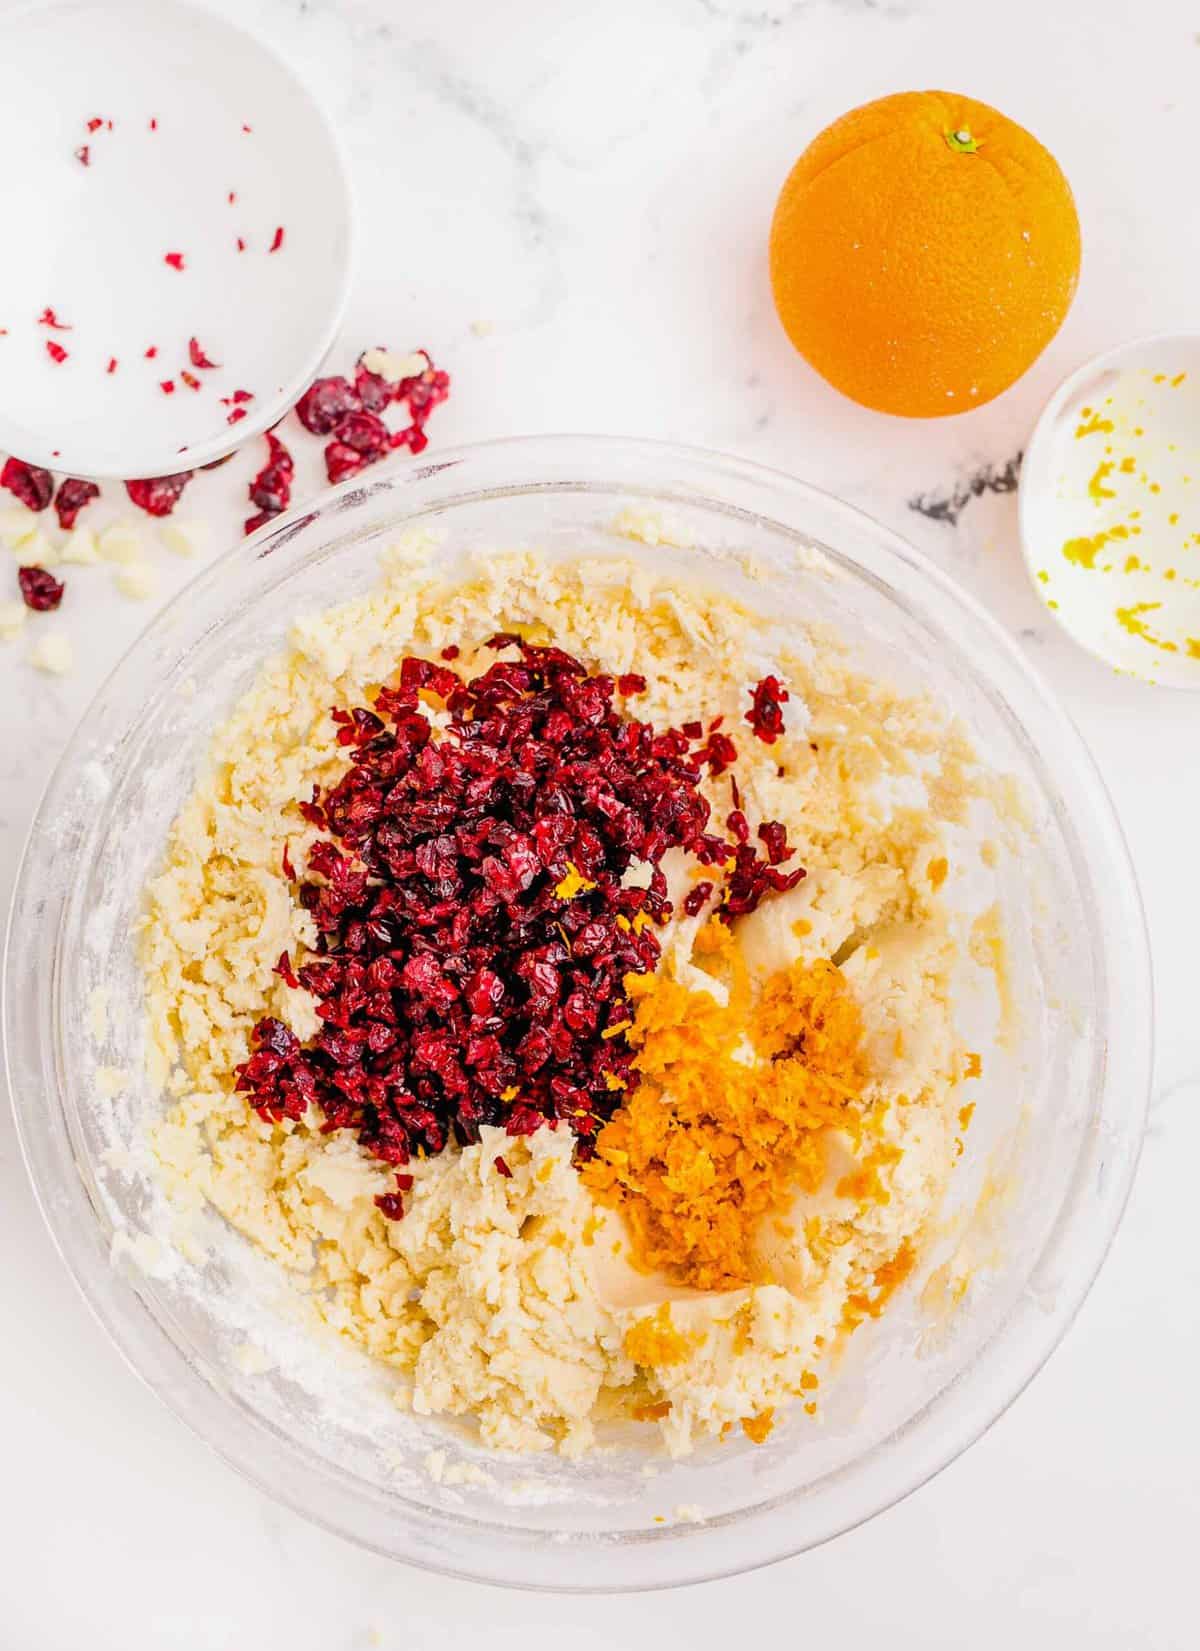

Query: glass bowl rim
<box><xmin>3</xmin><ymin>434</ymin><xmax>1153</xmax><ymax>1590</ymax></box>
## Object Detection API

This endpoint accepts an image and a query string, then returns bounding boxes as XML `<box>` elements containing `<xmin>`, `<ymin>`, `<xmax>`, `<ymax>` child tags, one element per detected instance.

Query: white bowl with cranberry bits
<box><xmin>0</xmin><ymin>0</ymin><xmax>353</xmax><ymax>479</ymax></box>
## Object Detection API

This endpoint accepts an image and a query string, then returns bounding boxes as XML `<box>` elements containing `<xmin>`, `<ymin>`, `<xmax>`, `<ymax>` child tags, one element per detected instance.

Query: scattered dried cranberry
<box><xmin>334</xmin><ymin>410</ymin><xmax>390</xmax><ymax>458</ymax></box>
<box><xmin>160</xmin><ymin>379</ymin><xmax>175</xmax><ymax>394</ymax></box>
<box><xmin>180</xmin><ymin>370</ymin><xmax>201</xmax><ymax>390</ymax></box>
<box><xmin>106</xmin><ymin>357</ymin><xmax>118</xmax><ymax>374</ymax></box>
<box><xmin>274</xmin><ymin>950</ymin><xmax>300</xmax><ymax>990</ymax></box>
<box><xmin>227</xmin><ymin>407</ymin><xmax>248</xmax><ymax>426</ymax></box>
<box><xmin>45</xmin><ymin>340</ymin><xmax>68</xmax><ymax>364</ymax></box>
<box><xmin>37</xmin><ymin>308</ymin><xmax>72</xmax><ymax>330</ymax></box>
<box><xmin>269</xmin><ymin>225</ymin><xmax>285</xmax><ymax>253</ymax></box>
<box><xmin>188</xmin><ymin>336</ymin><xmax>219</xmax><ymax>369</ymax></box>
<box><xmin>324</xmin><ymin>441</ymin><xmax>366</xmax><ymax>484</ymax></box>
<box><xmin>126</xmin><ymin>471</ymin><xmax>193</xmax><ymax>517</ymax></box>
<box><xmin>1</xmin><ymin>457</ymin><xmax>53</xmax><ymax>511</ymax></box>
<box><xmin>164</xmin><ymin>252</ymin><xmax>185</xmax><ymax>271</ymax></box>
<box><xmin>746</xmin><ymin>674</ymin><xmax>788</xmax><ymax>743</ymax></box>
<box><xmin>18</xmin><ymin>565</ymin><xmax>64</xmax><ymax>611</ymax></box>
<box><xmin>494</xmin><ymin>1156</ymin><xmax>513</xmax><ymax>1178</ymax></box>
<box><xmin>281</xmin><ymin>843</ymin><xmax>296</xmax><ymax>881</ymax></box>
<box><xmin>75</xmin><ymin>145</ymin><xmax>90</xmax><ymax>166</ymax></box>
<box><xmin>86</xmin><ymin>117</ymin><xmax>103</xmax><ymax>133</ymax></box>
<box><xmin>54</xmin><ymin>477</ymin><xmax>100</xmax><ymax>529</ymax></box>
<box><xmin>244</xmin><ymin>430</ymin><xmax>294</xmax><ymax>532</ymax></box>
<box><xmin>145</xmin><ymin>345</ymin><xmax>158</xmax><ymax>359</ymax></box>
<box><xmin>295</xmin><ymin>375</ymin><xmax>360</xmax><ymax>435</ymax></box>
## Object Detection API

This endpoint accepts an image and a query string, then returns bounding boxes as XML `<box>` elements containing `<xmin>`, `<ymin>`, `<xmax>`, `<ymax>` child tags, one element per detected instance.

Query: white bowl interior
<box><xmin>5</xmin><ymin>441</ymin><xmax>1150</xmax><ymax>1589</ymax></box>
<box><xmin>0</xmin><ymin>0</ymin><xmax>352</xmax><ymax>478</ymax></box>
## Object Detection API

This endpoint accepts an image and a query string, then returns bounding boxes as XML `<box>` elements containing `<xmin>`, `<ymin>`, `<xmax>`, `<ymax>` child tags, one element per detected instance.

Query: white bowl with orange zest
<box><xmin>4</xmin><ymin>437</ymin><xmax>1151</xmax><ymax>1589</ymax></box>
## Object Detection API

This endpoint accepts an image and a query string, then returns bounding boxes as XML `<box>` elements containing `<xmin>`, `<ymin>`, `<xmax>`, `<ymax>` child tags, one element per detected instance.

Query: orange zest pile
<box><xmin>582</xmin><ymin>930</ymin><xmax>869</xmax><ymax>1291</ymax></box>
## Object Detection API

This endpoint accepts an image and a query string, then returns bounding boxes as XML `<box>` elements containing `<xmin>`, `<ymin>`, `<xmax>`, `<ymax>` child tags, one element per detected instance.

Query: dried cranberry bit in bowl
<box><xmin>188</xmin><ymin>336</ymin><xmax>219</xmax><ymax>369</ymax></box>
<box><xmin>18</xmin><ymin>565</ymin><xmax>65</xmax><ymax>611</ymax></box>
<box><xmin>746</xmin><ymin>674</ymin><xmax>789</xmax><ymax>743</ymax></box>
<box><xmin>1</xmin><ymin>457</ymin><xmax>54</xmax><ymax>512</ymax></box>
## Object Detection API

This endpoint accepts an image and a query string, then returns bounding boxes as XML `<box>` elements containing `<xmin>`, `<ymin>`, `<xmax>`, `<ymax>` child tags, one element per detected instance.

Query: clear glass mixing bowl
<box><xmin>3</xmin><ymin>437</ymin><xmax>1152</xmax><ymax>1590</ymax></box>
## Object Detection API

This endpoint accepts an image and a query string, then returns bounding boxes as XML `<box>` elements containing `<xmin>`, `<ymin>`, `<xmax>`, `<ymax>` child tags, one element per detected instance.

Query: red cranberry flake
<box><xmin>188</xmin><ymin>337</ymin><xmax>219</xmax><ymax>369</ymax></box>
<box><xmin>18</xmin><ymin>565</ymin><xmax>64</xmax><ymax>611</ymax></box>
<box><xmin>244</xmin><ymin>430</ymin><xmax>295</xmax><ymax>533</ymax></box>
<box><xmin>106</xmin><ymin>357</ymin><xmax>118</xmax><ymax>374</ymax></box>
<box><xmin>45</xmin><ymin>341</ymin><xmax>68</xmax><ymax>364</ymax></box>
<box><xmin>164</xmin><ymin>252</ymin><xmax>185</xmax><ymax>271</ymax></box>
<box><xmin>269</xmin><ymin>225</ymin><xmax>285</xmax><ymax>253</ymax></box>
<box><xmin>37</xmin><ymin>308</ymin><xmax>72</xmax><ymax>330</ymax></box>
<box><xmin>75</xmin><ymin>145</ymin><xmax>90</xmax><ymax>166</ymax></box>
<box><xmin>54</xmin><ymin>477</ymin><xmax>100</xmax><ymax>529</ymax></box>
<box><xmin>2</xmin><ymin>458</ymin><xmax>53</xmax><ymax>512</ymax></box>
<box><xmin>126</xmin><ymin>470</ymin><xmax>193</xmax><ymax>516</ymax></box>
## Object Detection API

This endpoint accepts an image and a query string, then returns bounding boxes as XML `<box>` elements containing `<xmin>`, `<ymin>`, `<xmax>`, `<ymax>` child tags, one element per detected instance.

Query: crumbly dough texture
<box><xmin>142</xmin><ymin>539</ymin><xmax>983</xmax><ymax>1457</ymax></box>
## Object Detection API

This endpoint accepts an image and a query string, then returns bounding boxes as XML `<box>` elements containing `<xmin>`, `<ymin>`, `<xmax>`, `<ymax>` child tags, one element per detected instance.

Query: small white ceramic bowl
<box><xmin>1020</xmin><ymin>332</ymin><xmax>1200</xmax><ymax>690</ymax></box>
<box><xmin>0</xmin><ymin>0</ymin><xmax>353</xmax><ymax>479</ymax></box>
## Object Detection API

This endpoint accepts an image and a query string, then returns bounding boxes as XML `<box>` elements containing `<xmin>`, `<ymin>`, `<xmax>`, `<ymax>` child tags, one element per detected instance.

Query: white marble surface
<box><xmin>1</xmin><ymin>0</ymin><xmax>1196</xmax><ymax>1644</ymax></box>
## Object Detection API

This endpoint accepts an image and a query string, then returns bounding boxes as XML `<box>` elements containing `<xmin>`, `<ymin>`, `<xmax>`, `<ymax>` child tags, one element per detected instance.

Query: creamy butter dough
<box><xmin>141</xmin><ymin>540</ymin><xmax>984</xmax><ymax>1456</ymax></box>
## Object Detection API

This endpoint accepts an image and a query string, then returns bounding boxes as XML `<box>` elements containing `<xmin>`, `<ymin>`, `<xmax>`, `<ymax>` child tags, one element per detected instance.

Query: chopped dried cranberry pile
<box><xmin>234</xmin><ymin>640</ymin><xmax>804</xmax><ymax>1213</ymax></box>
<box><xmin>296</xmin><ymin>349</ymin><xmax>450</xmax><ymax>488</ymax></box>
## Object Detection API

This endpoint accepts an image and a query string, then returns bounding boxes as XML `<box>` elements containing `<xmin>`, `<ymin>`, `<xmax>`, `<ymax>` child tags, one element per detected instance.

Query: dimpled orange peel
<box><xmin>769</xmin><ymin>90</ymin><xmax>1081</xmax><ymax>417</ymax></box>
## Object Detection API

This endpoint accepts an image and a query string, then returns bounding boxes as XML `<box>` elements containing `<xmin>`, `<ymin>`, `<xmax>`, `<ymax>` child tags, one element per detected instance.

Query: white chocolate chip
<box><xmin>30</xmin><ymin>632</ymin><xmax>73</xmax><ymax>674</ymax></box>
<box><xmin>99</xmin><ymin>518</ymin><xmax>145</xmax><ymax>565</ymax></box>
<box><xmin>114</xmin><ymin>563</ymin><xmax>158</xmax><ymax>601</ymax></box>
<box><xmin>0</xmin><ymin>599</ymin><xmax>28</xmax><ymax>640</ymax></box>
<box><xmin>60</xmin><ymin>526</ymin><xmax>100</xmax><ymax>565</ymax></box>
<box><xmin>159</xmin><ymin>518</ymin><xmax>210</xmax><ymax>558</ymax></box>
<box><xmin>361</xmin><ymin>347</ymin><xmax>427</xmax><ymax>383</ymax></box>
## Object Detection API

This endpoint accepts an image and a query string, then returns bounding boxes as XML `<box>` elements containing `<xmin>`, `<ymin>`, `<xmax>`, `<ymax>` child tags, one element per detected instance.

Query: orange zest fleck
<box><xmin>624</xmin><ymin>1304</ymin><xmax>693</xmax><ymax>1368</ymax></box>
<box><xmin>841</xmin><ymin>1239</ymin><xmax>917</xmax><ymax>1331</ymax></box>
<box><xmin>741</xmin><ymin>1408</ymin><xmax>775</xmax><ymax>1444</ymax></box>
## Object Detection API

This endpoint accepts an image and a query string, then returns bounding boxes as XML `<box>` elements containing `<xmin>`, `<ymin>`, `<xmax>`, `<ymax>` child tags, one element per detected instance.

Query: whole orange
<box><xmin>769</xmin><ymin>91</ymin><xmax>1081</xmax><ymax>417</ymax></box>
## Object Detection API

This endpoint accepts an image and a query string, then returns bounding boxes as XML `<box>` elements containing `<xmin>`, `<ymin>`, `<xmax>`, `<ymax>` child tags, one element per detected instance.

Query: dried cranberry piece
<box><xmin>54</xmin><ymin>478</ymin><xmax>100</xmax><ymax>530</ymax></box>
<box><xmin>126</xmin><ymin>471</ymin><xmax>194</xmax><ymax>517</ymax></box>
<box><xmin>324</xmin><ymin>441</ymin><xmax>367</xmax><ymax>484</ymax></box>
<box><xmin>248</xmin><ymin>431</ymin><xmax>294</xmax><ymax>516</ymax></box>
<box><xmin>746</xmin><ymin>674</ymin><xmax>788</xmax><ymax>743</ymax></box>
<box><xmin>683</xmin><ymin>882</ymin><xmax>713</xmax><ymax>916</ymax></box>
<box><xmin>334</xmin><ymin>410</ymin><xmax>389</xmax><ymax>457</ymax></box>
<box><xmin>18</xmin><ymin>565</ymin><xmax>65</xmax><ymax>610</ymax></box>
<box><xmin>188</xmin><ymin>336</ymin><xmax>219</xmax><ymax>369</ymax></box>
<box><xmin>2</xmin><ymin>458</ymin><xmax>54</xmax><ymax>512</ymax></box>
<box><xmin>295</xmin><ymin>375</ymin><xmax>360</xmax><ymax>435</ymax></box>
